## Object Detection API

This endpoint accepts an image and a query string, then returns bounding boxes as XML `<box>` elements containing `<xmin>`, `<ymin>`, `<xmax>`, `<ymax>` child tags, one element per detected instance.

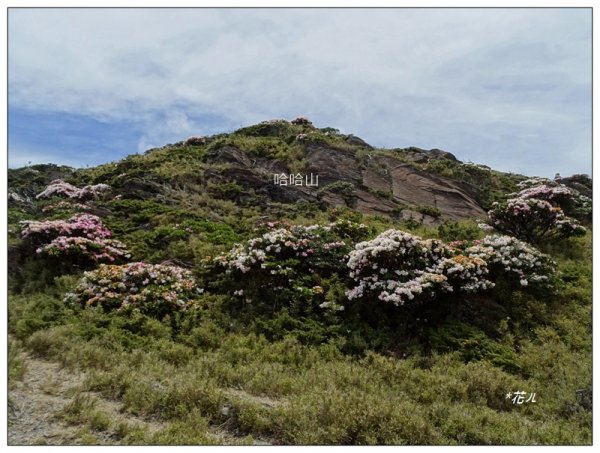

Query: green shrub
<box><xmin>415</xmin><ymin>205</ymin><xmax>442</xmax><ymax>218</ymax></box>
<box><xmin>437</xmin><ymin>221</ymin><xmax>482</xmax><ymax>242</ymax></box>
<box><xmin>317</xmin><ymin>181</ymin><xmax>356</xmax><ymax>204</ymax></box>
<box><xmin>428</xmin><ymin>321</ymin><xmax>520</xmax><ymax>372</ymax></box>
<box><xmin>8</xmin><ymin>339</ymin><xmax>27</xmax><ymax>387</ymax></box>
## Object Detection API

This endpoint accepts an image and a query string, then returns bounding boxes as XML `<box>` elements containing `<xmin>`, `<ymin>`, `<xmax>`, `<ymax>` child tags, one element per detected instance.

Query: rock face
<box><xmin>382</xmin><ymin>158</ymin><xmax>485</xmax><ymax>221</ymax></box>
<box><xmin>205</xmin><ymin>141</ymin><xmax>487</xmax><ymax>224</ymax></box>
<box><xmin>304</xmin><ymin>144</ymin><xmax>363</xmax><ymax>186</ymax></box>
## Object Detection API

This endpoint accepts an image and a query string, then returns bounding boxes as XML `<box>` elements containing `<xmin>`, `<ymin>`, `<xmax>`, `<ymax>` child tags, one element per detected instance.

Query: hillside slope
<box><xmin>9</xmin><ymin>118</ymin><xmax>524</xmax><ymax>226</ymax></box>
<box><xmin>7</xmin><ymin>118</ymin><xmax>592</xmax><ymax>446</ymax></box>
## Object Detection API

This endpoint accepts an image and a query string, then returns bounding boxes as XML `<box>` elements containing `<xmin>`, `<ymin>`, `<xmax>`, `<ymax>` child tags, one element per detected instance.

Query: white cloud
<box><xmin>8</xmin><ymin>8</ymin><xmax>591</xmax><ymax>176</ymax></box>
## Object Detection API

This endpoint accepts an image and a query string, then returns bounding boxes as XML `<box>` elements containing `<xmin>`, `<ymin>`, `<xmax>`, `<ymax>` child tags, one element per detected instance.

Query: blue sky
<box><xmin>8</xmin><ymin>8</ymin><xmax>591</xmax><ymax>177</ymax></box>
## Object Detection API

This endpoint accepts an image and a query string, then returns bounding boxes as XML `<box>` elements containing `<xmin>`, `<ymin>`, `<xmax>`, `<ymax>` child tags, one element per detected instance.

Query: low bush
<box><xmin>427</xmin><ymin>321</ymin><xmax>520</xmax><ymax>372</ymax></box>
<box><xmin>212</xmin><ymin>220</ymin><xmax>370</xmax><ymax>316</ymax></box>
<box><xmin>20</xmin><ymin>213</ymin><xmax>131</xmax><ymax>266</ymax></box>
<box><xmin>346</xmin><ymin>229</ymin><xmax>492</xmax><ymax>307</ymax></box>
<box><xmin>65</xmin><ymin>262</ymin><xmax>202</xmax><ymax>318</ymax></box>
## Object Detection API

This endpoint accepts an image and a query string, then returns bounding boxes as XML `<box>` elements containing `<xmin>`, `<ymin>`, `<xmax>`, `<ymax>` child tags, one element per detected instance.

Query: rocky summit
<box><xmin>8</xmin><ymin>118</ymin><xmax>534</xmax><ymax>227</ymax></box>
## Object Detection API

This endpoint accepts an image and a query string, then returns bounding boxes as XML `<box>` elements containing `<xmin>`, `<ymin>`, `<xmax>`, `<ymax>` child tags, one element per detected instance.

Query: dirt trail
<box><xmin>8</xmin><ymin>354</ymin><xmax>161</xmax><ymax>445</ymax></box>
<box><xmin>8</xmin><ymin>353</ymin><xmax>275</xmax><ymax>445</ymax></box>
<box><xmin>9</xmin><ymin>356</ymin><xmax>86</xmax><ymax>445</ymax></box>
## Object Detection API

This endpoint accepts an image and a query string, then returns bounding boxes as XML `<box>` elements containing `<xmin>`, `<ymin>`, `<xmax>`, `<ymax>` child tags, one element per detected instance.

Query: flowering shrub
<box><xmin>488</xmin><ymin>197</ymin><xmax>585</xmax><ymax>244</ymax></box>
<box><xmin>65</xmin><ymin>262</ymin><xmax>200</xmax><ymax>317</ymax></box>
<box><xmin>35</xmin><ymin>179</ymin><xmax>80</xmax><ymax>199</ymax></box>
<box><xmin>213</xmin><ymin>220</ymin><xmax>370</xmax><ymax>312</ymax></box>
<box><xmin>516</xmin><ymin>184</ymin><xmax>591</xmax><ymax>219</ymax></box>
<box><xmin>8</xmin><ymin>191</ymin><xmax>29</xmax><ymax>203</ymax></box>
<box><xmin>291</xmin><ymin>116</ymin><xmax>313</xmax><ymax>126</ymax></box>
<box><xmin>78</xmin><ymin>183</ymin><xmax>111</xmax><ymax>200</ymax></box>
<box><xmin>457</xmin><ymin>235</ymin><xmax>556</xmax><ymax>290</ymax></box>
<box><xmin>184</xmin><ymin>136</ymin><xmax>207</xmax><ymax>146</ymax></box>
<box><xmin>346</xmin><ymin>230</ymin><xmax>492</xmax><ymax>306</ymax></box>
<box><xmin>345</xmin><ymin>229</ymin><xmax>557</xmax><ymax>309</ymax></box>
<box><xmin>21</xmin><ymin>214</ymin><xmax>112</xmax><ymax>244</ymax></box>
<box><xmin>487</xmin><ymin>177</ymin><xmax>590</xmax><ymax>243</ymax></box>
<box><xmin>20</xmin><ymin>214</ymin><xmax>130</xmax><ymax>264</ymax></box>
<box><xmin>36</xmin><ymin>179</ymin><xmax>110</xmax><ymax>200</ymax></box>
<box><xmin>516</xmin><ymin>177</ymin><xmax>554</xmax><ymax>190</ymax></box>
<box><xmin>37</xmin><ymin>236</ymin><xmax>130</xmax><ymax>263</ymax></box>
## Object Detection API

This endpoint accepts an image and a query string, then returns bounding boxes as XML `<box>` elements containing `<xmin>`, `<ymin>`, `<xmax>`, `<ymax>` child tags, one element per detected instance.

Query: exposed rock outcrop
<box><xmin>204</xmin><ymin>141</ymin><xmax>487</xmax><ymax>224</ymax></box>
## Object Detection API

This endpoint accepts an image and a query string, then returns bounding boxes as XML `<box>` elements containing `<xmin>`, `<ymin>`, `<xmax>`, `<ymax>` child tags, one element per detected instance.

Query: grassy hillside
<box><xmin>8</xmin><ymin>120</ymin><xmax>592</xmax><ymax>445</ymax></box>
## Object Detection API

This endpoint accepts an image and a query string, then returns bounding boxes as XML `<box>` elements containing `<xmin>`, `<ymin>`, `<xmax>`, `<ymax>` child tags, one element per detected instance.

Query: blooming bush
<box><xmin>37</xmin><ymin>236</ymin><xmax>130</xmax><ymax>263</ymax></box>
<box><xmin>21</xmin><ymin>214</ymin><xmax>112</xmax><ymax>244</ymax></box>
<box><xmin>65</xmin><ymin>262</ymin><xmax>201</xmax><ymax>318</ymax></box>
<box><xmin>456</xmin><ymin>235</ymin><xmax>556</xmax><ymax>291</ymax></box>
<box><xmin>78</xmin><ymin>183</ymin><xmax>111</xmax><ymax>200</ymax></box>
<box><xmin>486</xmin><ymin>176</ymin><xmax>590</xmax><ymax>243</ymax></box>
<box><xmin>516</xmin><ymin>177</ymin><xmax>554</xmax><ymax>190</ymax></box>
<box><xmin>213</xmin><ymin>220</ymin><xmax>370</xmax><ymax>312</ymax></box>
<box><xmin>516</xmin><ymin>184</ymin><xmax>591</xmax><ymax>219</ymax></box>
<box><xmin>346</xmin><ymin>230</ymin><xmax>492</xmax><ymax>306</ymax></box>
<box><xmin>184</xmin><ymin>136</ymin><xmax>207</xmax><ymax>146</ymax></box>
<box><xmin>35</xmin><ymin>179</ymin><xmax>80</xmax><ymax>199</ymax></box>
<box><xmin>36</xmin><ymin>179</ymin><xmax>111</xmax><ymax>200</ymax></box>
<box><xmin>488</xmin><ymin>197</ymin><xmax>585</xmax><ymax>244</ymax></box>
<box><xmin>20</xmin><ymin>213</ymin><xmax>130</xmax><ymax>264</ymax></box>
<box><xmin>291</xmin><ymin>116</ymin><xmax>313</xmax><ymax>126</ymax></box>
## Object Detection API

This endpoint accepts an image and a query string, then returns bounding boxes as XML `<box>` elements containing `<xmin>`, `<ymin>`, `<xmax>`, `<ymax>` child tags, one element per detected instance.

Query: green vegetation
<box><xmin>8</xmin><ymin>338</ymin><xmax>27</xmax><ymax>387</ymax></box>
<box><xmin>415</xmin><ymin>204</ymin><xmax>442</xmax><ymax>218</ymax></box>
<box><xmin>7</xmin><ymin>120</ymin><xmax>592</xmax><ymax>445</ymax></box>
<box><xmin>317</xmin><ymin>181</ymin><xmax>356</xmax><ymax>204</ymax></box>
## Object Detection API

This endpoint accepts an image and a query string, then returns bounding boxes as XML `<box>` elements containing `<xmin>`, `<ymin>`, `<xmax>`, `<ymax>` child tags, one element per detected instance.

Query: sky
<box><xmin>8</xmin><ymin>8</ymin><xmax>592</xmax><ymax>177</ymax></box>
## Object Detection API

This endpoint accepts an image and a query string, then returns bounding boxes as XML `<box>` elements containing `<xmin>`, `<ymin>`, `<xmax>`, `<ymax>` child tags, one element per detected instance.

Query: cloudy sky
<box><xmin>8</xmin><ymin>8</ymin><xmax>591</xmax><ymax>177</ymax></box>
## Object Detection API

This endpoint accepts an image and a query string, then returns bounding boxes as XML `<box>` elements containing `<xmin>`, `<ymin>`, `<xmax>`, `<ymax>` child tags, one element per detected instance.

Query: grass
<box><xmin>56</xmin><ymin>394</ymin><xmax>111</xmax><ymax>431</ymax></box>
<box><xmin>7</xmin><ymin>222</ymin><xmax>592</xmax><ymax>445</ymax></box>
<box><xmin>8</xmin><ymin>339</ymin><xmax>27</xmax><ymax>387</ymax></box>
<box><xmin>7</xmin><ymin>231</ymin><xmax>593</xmax><ymax>445</ymax></box>
<box><xmin>53</xmin><ymin>393</ymin><xmax>222</xmax><ymax>445</ymax></box>
<box><xmin>6</xmin><ymin>122</ymin><xmax>592</xmax><ymax>445</ymax></box>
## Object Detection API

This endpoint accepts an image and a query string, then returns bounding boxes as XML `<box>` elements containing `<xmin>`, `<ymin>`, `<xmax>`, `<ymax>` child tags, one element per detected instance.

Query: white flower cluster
<box><xmin>36</xmin><ymin>179</ymin><xmax>110</xmax><ymax>200</ymax></box>
<box><xmin>463</xmin><ymin>235</ymin><xmax>555</xmax><ymax>288</ymax></box>
<box><xmin>435</xmin><ymin>255</ymin><xmax>493</xmax><ymax>292</ymax></box>
<box><xmin>487</xmin><ymin>186</ymin><xmax>586</xmax><ymax>242</ymax></box>
<box><xmin>213</xmin><ymin>220</ymin><xmax>369</xmax><ymax>309</ymax></box>
<box><xmin>504</xmin><ymin>197</ymin><xmax>555</xmax><ymax>214</ymax></box>
<box><xmin>216</xmin><ymin>221</ymin><xmax>357</xmax><ymax>275</ymax></box>
<box><xmin>515</xmin><ymin>179</ymin><xmax>590</xmax><ymax>217</ymax></box>
<box><xmin>516</xmin><ymin>184</ymin><xmax>573</xmax><ymax>201</ymax></box>
<box><xmin>516</xmin><ymin>177</ymin><xmax>555</xmax><ymax>189</ymax></box>
<box><xmin>346</xmin><ymin>230</ymin><xmax>492</xmax><ymax>306</ymax></box>
<box><xmin>66</xmin><ymin>262</ymin><xmax>199</xmax><ymax>316</ymax></box>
